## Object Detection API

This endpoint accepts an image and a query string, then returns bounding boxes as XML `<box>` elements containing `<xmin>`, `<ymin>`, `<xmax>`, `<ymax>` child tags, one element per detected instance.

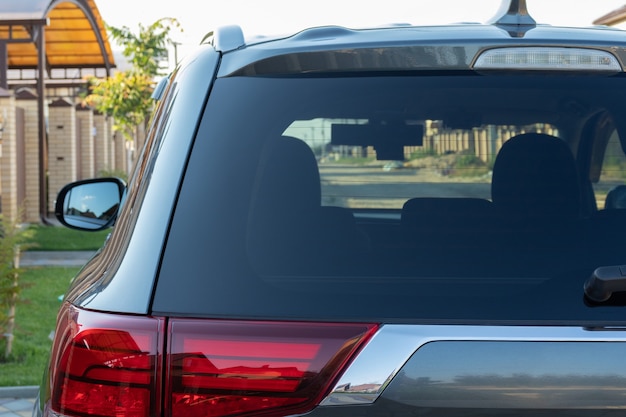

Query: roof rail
<box><xmin>488</xmin><ymin>0</ymin><xmax>536</xmax><ymax>37</ymax></box>
<box><xmin>200</xmin><ymin>25</ymin><xmax>246</xmax><ymax>52</ymax></box>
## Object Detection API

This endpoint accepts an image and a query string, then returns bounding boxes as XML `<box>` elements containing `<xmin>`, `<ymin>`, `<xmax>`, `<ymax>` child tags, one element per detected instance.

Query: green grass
<box><xmin>0</xmin><ymin>266</ymin><xmax>80</xmax><ymax>386</ymax></box>
<box><xmin>26</xmin><ymin>224</ymin><xmax>110</xmax><ymax>251</ymax></box>
<box><xmin>408</xmin><ymin>148</ymin><xmax>437</xmax><ymax>159</ymax></box>
<box><xmin>449</xmin><ymin>165</ymin><xmax>491</xmax><ymax>178</ymax></box>
<box><xmin>0</xmin><ymin>224</ymin><xmax>108</xmax><ymax>386</ymax></box>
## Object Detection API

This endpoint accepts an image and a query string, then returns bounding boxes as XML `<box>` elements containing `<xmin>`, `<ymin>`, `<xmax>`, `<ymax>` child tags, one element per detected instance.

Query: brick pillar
<box><xmin>109</xmin><ymin>118</ymin><xmax>117</xmax><ymax>172</ymax></box>
<box><xmin>477</xmin><ymin>129</ymin><xmax>488</xmax><ymax>163</ymax></box>
<box><xmin>15</xmin><ymin>88</ymin><xmax>40</xmax><ymax>223</ymax></box>
<box><xmin>48</xmin><ymin>98</ymin><xmax>76</xmax><ymax>213</ymax></box>
<box><xmin>473</xmin><ymin>129</ymin><xmax>482</xmax><ymax>161</ymax></box>
<box><xmin>76</xmin><ymin>104</ymin><xmax>94</xmax><ymax>179</ymax></box>
<box><xmin>93</xmin><ymin>112</ymin><xmax>109</xmax><ymax>176</ymax></box>
<box><xmin>0</xmin><ymin>89</ymin><xmax>18</xmax><ymax>221</ymax></box>
<box><xmin>114</xmin><ymin>130</ymin><xmax>127</xmax><ymax>175</ymax></box>
<box><xmin>462</xmin><ymin>131</ymin><xmax>471</xmax><ymax>153</ymax></box>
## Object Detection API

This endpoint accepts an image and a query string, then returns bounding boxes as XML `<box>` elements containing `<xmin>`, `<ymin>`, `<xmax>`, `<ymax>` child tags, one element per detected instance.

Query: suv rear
<box><xmin>37</xmin><ymin>1</ymin><xmax>626</xmax><ymax>416</ymax></box>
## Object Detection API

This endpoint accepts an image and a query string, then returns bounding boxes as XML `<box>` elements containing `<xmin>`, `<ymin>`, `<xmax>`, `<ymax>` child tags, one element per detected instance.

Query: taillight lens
<box><xmin>166</xmin><ymin>319</ymin><xmax>378</xmax><ymax>417</ymax></box>
<box><xmin>48</xmin><ymin>304</ymin><xmax>164</xmax><ymax>417</ymax></box>
<box><xmin>46</xmin><ymin>304</ymin><xmax>378</xmax><ymax>417</ymax></box>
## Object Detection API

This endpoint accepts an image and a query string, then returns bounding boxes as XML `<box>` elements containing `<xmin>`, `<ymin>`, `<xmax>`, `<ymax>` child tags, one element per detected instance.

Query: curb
<box><xmin>0</xmin><ymin>385</ymin><xmax>38</xmax><ymax>399</ymax></box>
<box><xmin>20</xmin><ymin>251</ymin><xmax>96</xmax><ymax>267</ymax></box>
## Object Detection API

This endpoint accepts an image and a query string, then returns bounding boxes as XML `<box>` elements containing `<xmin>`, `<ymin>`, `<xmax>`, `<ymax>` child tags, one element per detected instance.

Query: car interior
<box><xmin>243</xmin><ymin>100</ymin><xmax>626</xmax><ymax>281</ymax></box>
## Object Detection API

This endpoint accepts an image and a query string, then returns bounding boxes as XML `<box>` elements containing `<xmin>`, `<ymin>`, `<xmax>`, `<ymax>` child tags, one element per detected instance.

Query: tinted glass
<box><xmin>593</xmin><ymin>128</ymin><xmax>626</xmax><ymax>209</ymax></box>
<box><xmin>154</xmin><ymin>73</ymin><xmax>626</xmax><ymax>322</ymax></box>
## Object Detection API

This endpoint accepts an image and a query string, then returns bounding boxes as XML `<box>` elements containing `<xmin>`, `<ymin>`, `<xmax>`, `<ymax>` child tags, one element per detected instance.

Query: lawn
<box><xmin>0</xmin><ymin>266</ymin><xmax>80</xmax><ymax>386</ymax></box>
<box><xmin>0</xmin><ymin>224</ymin><xmax>109</xmax><ymax>386</ymax></box>
<box><xmin>26</xmin><ymin>224</ymin><xmax>110</xmax><ymax>251</ymax></box>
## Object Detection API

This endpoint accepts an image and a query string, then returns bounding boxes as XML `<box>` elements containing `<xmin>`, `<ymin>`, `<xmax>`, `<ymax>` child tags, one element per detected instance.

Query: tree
<box><xmin>85</xmin><ymin>71</ymin><xmax>154</xmax><ymax>140</ymax></box>
<box><xmin>107</xmin><ymin>18</ymin><xmax>182</xmax><ymax>77</ymax></box>
<box><xmin>83</xmin><ymin>18</ymin><xmax>182</xmax><ymax>140</ymax></box>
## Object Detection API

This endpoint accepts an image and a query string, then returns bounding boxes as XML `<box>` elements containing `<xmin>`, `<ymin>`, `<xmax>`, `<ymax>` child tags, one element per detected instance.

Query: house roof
<box><xmin>0</xmin><ymin>0</ymin><xmax>115</xmax><ymax>75</ymax></box>
<box><xmin>593</xmin><ymin>5</ymin><xmax>626</xmax><ymax>26</ymax></box>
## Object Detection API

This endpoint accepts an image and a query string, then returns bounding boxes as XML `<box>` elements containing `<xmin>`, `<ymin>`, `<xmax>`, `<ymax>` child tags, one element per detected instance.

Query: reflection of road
<box><xmin>320</xmin><ymin>165</ymin><xmax>491</xmax><ymax>208</ymax></box>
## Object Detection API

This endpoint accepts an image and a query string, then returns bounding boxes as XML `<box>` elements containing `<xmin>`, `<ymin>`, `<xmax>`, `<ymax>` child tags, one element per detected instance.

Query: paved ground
<box><xmin>0</xmin><ymin>395</ymin><xmax>36</xmax><ymax>417</ymax></box>
<box><xmin>1</xmin><ymin>250</ymin><xmax>96</xmax><ymax>416</ymax></box>
<box><xmin>20</xmin><ymin>250</ymin><xmax>96</xmax><ymax>267</ymax></box>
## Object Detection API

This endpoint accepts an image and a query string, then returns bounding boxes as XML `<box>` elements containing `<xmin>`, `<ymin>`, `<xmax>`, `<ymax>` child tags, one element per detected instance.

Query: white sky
<box><xmin>96</xmin><ymin>0</ymin><xmax>626</xmax><ymax>63</ymax></box>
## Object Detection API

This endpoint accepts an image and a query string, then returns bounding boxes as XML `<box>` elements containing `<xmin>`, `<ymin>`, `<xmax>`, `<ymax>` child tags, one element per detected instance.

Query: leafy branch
<box><xmin>83</xmin><ymin>17</ymin><xmax>182</xmax><ymax>140</ymax></box>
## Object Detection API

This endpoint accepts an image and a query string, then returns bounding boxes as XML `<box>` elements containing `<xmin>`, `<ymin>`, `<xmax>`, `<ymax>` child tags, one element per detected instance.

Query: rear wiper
<box><xmin>584</xmin><ymin>265</ymin><xmax>626</xmax><ymax>303</ymax></box>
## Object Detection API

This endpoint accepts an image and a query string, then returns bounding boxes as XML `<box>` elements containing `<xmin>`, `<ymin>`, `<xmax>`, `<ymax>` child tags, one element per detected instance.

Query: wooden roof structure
<box><xmin>0</xmin><ymin>0</ymin><xmax>115</xmax><ymax>86</ymax></box>
<box><xmin>0</xmin><ymin>0</ymin><xmax>116</xmax><ymax>223</ymax></box>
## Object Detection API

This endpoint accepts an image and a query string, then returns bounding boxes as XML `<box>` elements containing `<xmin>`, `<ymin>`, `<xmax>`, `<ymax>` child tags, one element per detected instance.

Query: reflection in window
<box><xmin>284</xmin><ymin>119</ymin><xmax>559</xmax><ymax>209</ymax></box>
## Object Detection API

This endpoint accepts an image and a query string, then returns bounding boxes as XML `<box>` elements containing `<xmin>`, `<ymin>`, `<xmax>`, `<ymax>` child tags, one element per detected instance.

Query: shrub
<box><xmin>0</xmin><ymin>214</ymin><xmax>34</xmax><ymax>359</ymax></box>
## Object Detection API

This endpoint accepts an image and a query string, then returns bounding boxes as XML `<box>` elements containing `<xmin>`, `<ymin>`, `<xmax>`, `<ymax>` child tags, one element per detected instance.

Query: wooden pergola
<box><xmin>0</xmin><ymin>0</ymin><xmax>115</xmax><ymax>222</ymax></box>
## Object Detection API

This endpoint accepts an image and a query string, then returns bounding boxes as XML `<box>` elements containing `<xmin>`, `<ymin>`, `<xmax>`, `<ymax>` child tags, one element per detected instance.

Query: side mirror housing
<box><xmin>55</xmin><ymin>177</ymin><xmax>126</xmax><ymax>231</ymax></box>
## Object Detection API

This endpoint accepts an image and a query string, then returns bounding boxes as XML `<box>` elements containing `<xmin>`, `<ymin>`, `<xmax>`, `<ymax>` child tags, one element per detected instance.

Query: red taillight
<box><xmin>166</xmin><ymin>319</ymin><xmax>378</xmax><ymax>417</ymax></box>
<box><xmin>48</xmin><ymin>304</ymin><xmax>164</xmax><ymax>417</ymax></box>
<box><xmin>47</xmin><ymin>304</ymin><xmax>378</xmax><ymax>417</ymax></box>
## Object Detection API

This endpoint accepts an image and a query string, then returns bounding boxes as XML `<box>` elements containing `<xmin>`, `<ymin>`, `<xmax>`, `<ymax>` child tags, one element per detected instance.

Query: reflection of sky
<box><xmin>66</xmin><ymin>182</ymin><xmax>120</xmax><ymax>218</ymax></box>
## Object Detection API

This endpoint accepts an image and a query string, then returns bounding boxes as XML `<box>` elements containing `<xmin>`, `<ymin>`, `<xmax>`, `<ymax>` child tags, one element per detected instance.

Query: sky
<box><xmin>95</xmin><ymin>0</ymin><xmax>626</xmax><ymax>65</ymax></box>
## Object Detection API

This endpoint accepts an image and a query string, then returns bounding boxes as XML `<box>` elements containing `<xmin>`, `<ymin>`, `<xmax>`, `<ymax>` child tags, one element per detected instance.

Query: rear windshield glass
<box><xmin>155</xmin><ymin>73</ymin><xmax>626</xmax><ymax>322</ymax></box>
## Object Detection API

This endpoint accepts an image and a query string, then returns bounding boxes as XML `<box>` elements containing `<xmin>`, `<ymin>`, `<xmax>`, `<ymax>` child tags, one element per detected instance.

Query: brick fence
<box><xmin>0</xmin><ymin>88</ymin><xmax>140</xmax><ymax>223</ymax></box>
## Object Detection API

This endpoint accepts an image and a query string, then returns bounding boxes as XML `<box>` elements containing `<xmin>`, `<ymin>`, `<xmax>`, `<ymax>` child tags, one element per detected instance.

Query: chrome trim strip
<box><xmin>320</xmin><ymin>324</ymin><xmax>626</xmax><ymax>406</ymax></box>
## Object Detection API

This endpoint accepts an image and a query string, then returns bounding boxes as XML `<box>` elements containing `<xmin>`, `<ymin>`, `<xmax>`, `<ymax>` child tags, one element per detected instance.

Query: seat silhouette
<box><xmin>247</xmin><ymin>136</ymin><xmax>368</xmax><ymax>274</ymax></box>
<box><xmin>491</xmin><ymin>132</ymin><xmax>581</xmax><ymax>224</ymax></box>
<box><xmin>491</xmin><ymin>133</ymin><xmax>583</xmax><ymax>256</ymax></box>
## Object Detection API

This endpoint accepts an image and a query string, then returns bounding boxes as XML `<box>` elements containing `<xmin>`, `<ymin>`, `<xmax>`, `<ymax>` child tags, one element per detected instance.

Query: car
<box><xmin>382</xmin><ymin>160</ymin><xmax>404</xmax><ymax>171</ymax></box>
<box><xmin>36</xmin><ymin>1</ymin><xmax>626</xmax><ymax>416</ymax></box>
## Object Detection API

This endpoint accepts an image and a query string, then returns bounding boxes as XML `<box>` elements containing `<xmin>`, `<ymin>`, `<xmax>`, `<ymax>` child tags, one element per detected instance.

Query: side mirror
<box><xmin>55</xmin><ymin>178</ymin><xmax>126</xmax><ymax>231</ymax></box>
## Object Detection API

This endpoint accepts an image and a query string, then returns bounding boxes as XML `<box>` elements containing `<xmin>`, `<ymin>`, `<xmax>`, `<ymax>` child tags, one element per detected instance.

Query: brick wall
<box><xmin>15</xmin><ymin>90</ymin><xmax>40</xmax><ymax>223</ymax></box>
<box><xmin>0</xmin><ymin>91</ymin><xmax>18</xmax><ymax>222</ymax></box>
<box><xmin>93</xmin><ymin>112</ymin><xmax>110</xmax><ymax>175</ymax></box>
<box><xmin>76</xmin><ymin>105</ymin><xmax>95</xmax><ymax>179</ymax></box>
<box><xmin>47</xmin><ymin>98</ymin><xmax>77</xmax><ymax>214</ymax></box>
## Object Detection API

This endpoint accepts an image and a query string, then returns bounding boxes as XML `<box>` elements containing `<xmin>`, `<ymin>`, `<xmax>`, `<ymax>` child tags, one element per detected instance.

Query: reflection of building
<box><xmin>66</xmin><ymin>208</ymin><xmax>97</xmax><ymax>219</ymax></box>
<box><xmin>66</xmin><ymin>204</ymin><xmax>118</xmax><ymax>221</ymax></box>
<box><xmin>101</xmin><ymin>204</ymin><xmax>119</xmax><ymax>221</ymax></box>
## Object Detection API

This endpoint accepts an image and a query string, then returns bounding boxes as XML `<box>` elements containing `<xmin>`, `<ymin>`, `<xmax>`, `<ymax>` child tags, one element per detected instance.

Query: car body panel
<box><xmin>218</xmin><ymin>24</ymin><xmax>626</xmax><ymax>77</ymax></box>
<box><xmin>60</xmin><ymin>47</ymin><xmax>220</xmax><ymax>314</ymax></box>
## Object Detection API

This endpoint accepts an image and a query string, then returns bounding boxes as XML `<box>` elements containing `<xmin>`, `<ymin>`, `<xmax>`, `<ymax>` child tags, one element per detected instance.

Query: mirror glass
<box><xmin>62</xmin><ymin>182</ymin><xmax>121</xmax><ymax>230</ymax></box>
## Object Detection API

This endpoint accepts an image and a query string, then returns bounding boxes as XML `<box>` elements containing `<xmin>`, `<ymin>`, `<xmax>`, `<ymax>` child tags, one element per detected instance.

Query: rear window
<box><xmin>154</xmin><ymin>73</ymin><xmax>626</xmax><ymax>322</ymax></box>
